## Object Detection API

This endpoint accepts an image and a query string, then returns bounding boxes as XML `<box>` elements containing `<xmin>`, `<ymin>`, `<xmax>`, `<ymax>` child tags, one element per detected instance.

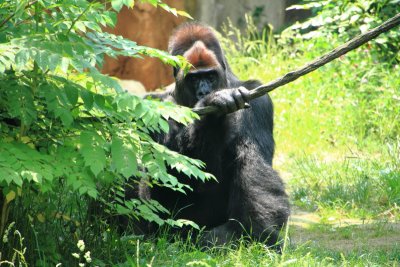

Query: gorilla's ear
<box><xmin>220</xmin><ymin>54</ymin><xmax>229</xmax><ymax>71</ymax></box>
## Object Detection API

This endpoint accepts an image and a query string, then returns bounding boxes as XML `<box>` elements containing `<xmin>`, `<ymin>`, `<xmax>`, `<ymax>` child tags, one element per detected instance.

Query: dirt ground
<box><xmin>289</xmin><ymin>210</ymin><xmax>400</xmax><ymax>253</ymax></box>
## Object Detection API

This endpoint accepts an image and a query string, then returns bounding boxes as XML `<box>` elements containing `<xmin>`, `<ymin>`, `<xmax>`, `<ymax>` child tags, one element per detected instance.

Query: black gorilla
<box><xmin>138</xmin><ymin>23</ymin><xmax>290</xmax><ymax>248</ymax></box>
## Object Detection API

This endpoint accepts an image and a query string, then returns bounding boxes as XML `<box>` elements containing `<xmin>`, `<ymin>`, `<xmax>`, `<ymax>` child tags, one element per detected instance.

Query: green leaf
<box><xmin>94</xmin><ymin>94</ymin><xmax>106</xmax><ymax>109</ymax></box>
<box><xmin>15</xmin><ymin>0</ymin><xmax>29</xmax><ymax>19</ymax></box>
<box><xmin>177</xmin><ymin>10</ymin><xmax>193</xmax><ymax>19</ymax></box>
<box><xmin>137</xmin><ymin>204</ymin><xmax>164</xmax><ymax>225</ymax></box>
<box><xmin>39</xmin><ymin>83</ymin><xmax>75</xmax><ymax>126</ymax></box>
<box><xmin>123</xmin><ymin>0</ymin><xmax>134</xmax><ymax>8</ymax></box>
<box><xmin>5</xmin><ymin>84</ymin><xmax>37</xmax><ymax>126</ymax></box>
<box><xmin>5</xmin><ymin>191</ymin><xmax>16</xmax><ymax>204</ymax></box>
<box><xmin>13</xmin><ymin>174</ymin><xmax>23</xmax><ymax>187</ymax></box>
<box><xmin>81</xmin><ymin>89</ymin><xmax>94</xmax><ymax>110</ymax></box>
<box><xmin>166</xmin><ymin>219</ymin><xmax>199</xmax><ymax>230</ymax></box>
<box><xmin>0</xmin><ymin>166</ymin><xmax>20</xmax><ymax>186</ymax></box>
<box><xmin>111</xmin><ymin>0</ymin><xmax>124</xmax><ymax>12</ymax></box>
<box><xmin>111</xmin><ymin>136</ymin><xmax>137</xmax><ymax>178</ymax></box>
<box><xmin>74</xmin><ymin>21</ymin><xmax>87</xmax><ymax>33</ymax></box>
<box><xmin>58</xmin><ymin>109</ymin><xmax>74</xmax><ymax>126</ymax></box>
<box><xmin>48</xmin><ymin>53</ymin><xmax>62</xmax><ymax>72</ymax></box>
<box><xmin>14</xmin><ymin>49</ymin><xmax>30</xmax><ymax>70</ymax></box>
<box><xmin>87</xmin><ymin>188</ymin><xmax>98</xmax><ymax>199</ymax></box>
<box><xmin>158</xmin><ymin>119</ymin><xmax>169</xmax><ymax>133</ymax></box>
<box><xmin>21</xmin><ymin>170</ymin><xmax>43</xmax><ymax>184</ymax></box>
<box><xmin>65</xmin><ymin>85</ymin><xmax>79</xmax><ymax>106</ymax></box>
<box><xmin>158</xmin><ymin>3</ymin><xmax>177</xmax><ymax>16</ymax></box>
<box><xmin>34</xmin><ymin>50</ymin><xmax>50</xmax><ymax>71</ymax></box>
<box><xmin>80</xmin><ymin>131</ymin><xmax>107</xmax><ymax>177</ymax></box>
<box><xmin>116</xmin><ymin>204</ymin><xmax>132</xmax><ymax>215</ymax></box>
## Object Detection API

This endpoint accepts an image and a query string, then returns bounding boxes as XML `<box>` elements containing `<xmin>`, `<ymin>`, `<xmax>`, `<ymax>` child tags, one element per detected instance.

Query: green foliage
<box><xmin>291</xmin><ymin>150</ymin><xmax>400</xmax><ymax>217</ymax></box>
<box><xmin>71</xmin><ymin>231</ymin><xmax>400</xmax><ymax>266</ymax></box>
<box><xmin>0</xmin><ymin>222</ymin><xmax>28</xmax><ymax>266</ymax></box>
<box><xmin>220</xmin><ymin>15</ymin><xmax>275</xmax><ymax>59</ymax></box>
<box><xmin>0</xmin><ymin>0</ymin><xmax>210</xmax><ymax>263</ymax></box>
<box><xmin>285</xmin><ymin>0</ymin><xmax>400</xmax><ymax>63</ymax></box>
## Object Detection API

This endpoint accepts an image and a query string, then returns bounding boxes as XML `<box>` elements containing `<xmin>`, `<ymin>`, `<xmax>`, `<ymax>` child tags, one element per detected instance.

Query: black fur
<box><xmin>136</xmin><ymin>23</ymin><xmax>290</xmax><ymax>248</ymax></box>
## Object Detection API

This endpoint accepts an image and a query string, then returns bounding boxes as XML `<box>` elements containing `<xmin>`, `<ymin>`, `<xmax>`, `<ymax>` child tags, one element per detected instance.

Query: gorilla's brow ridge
<box><xmin>168</xmin><ymin>23</ymin><xmax>221</xmax><ymax>56</ymax></box>
<box><xmin>183</xmin><ymin>41</ymin><xmax>219</xmax><ymax>69</ymax></box>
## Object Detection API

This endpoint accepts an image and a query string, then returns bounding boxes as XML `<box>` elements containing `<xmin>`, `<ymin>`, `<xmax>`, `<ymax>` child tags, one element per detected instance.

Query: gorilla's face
<box><xmin>175</xmin><ymin>67</ymin><xmax>227</xmax><ymax>107</ymax></box>
<box><xmin>172</xmin><ymin>39</ymin><xmax>228</xmax><ymax>107</ymax></box>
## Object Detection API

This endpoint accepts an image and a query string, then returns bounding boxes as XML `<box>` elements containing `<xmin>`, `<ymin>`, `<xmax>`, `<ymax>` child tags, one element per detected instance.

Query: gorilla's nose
<box><xmin>196</xmin><ymin>89</ymin><xmax>210</xmax><ymax>100</ymax></box>
<box><xmin>196</xmin><ymin>81</ymin><xmax>211</xmax><ymax>100</ymax></box>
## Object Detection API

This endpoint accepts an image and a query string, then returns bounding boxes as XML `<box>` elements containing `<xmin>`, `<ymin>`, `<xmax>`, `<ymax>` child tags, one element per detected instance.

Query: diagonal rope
<box><xmin>193</xmin><ymin>13</ymin><xmax>400</xmax><ymax>116</ymax></box>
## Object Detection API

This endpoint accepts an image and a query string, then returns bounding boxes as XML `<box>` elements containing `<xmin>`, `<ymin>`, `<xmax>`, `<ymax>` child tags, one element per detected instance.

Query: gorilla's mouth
<box><xmin>196</xmin><ymin>93</ymin><xmax>209</xmax><ymax>101</ymax></box>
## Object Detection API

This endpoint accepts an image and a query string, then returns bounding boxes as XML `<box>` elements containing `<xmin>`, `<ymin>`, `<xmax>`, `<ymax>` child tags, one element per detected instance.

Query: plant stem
<box><xmin>66</xmin><ymin>2</ymin><xmax>93</xmax><ymax>35</ymax></box>
<box><xmin>0</xmin><ymin>0</ymin><xmax>39</xmax><ymax>29</ymax></box>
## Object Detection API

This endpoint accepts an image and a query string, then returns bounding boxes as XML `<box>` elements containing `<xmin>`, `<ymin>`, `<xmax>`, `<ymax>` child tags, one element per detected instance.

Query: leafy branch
<box><xmin>0</xmin><ymin>0</ymin><xmax>207</xmax><ymax>240</ymax></box>
<box><xmin>66</xmin><ymin>1</ymin><xmax>94</xmax><ymax>35</ymax></box>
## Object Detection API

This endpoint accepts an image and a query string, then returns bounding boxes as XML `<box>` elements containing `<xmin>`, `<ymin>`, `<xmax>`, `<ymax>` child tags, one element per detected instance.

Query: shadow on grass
<box><xmin>289</xmin><ymin>210</ymin><xmax>400</xmax><ymax>254</ymax></box>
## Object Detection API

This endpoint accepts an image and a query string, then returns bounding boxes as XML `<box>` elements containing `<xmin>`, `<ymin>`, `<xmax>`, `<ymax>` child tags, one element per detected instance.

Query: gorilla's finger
<box><xmin>238</xmin><ymin>86</ymin><xmax>251</xmax><ymax>102</ymax></box>
<box><xmin>218</xmin><ymin>104</ymin><xmax>229</xmax><ymax>114</ymax></box>
<box><xmin>213</xmin><ymin>97</ymin><xmax>229</xmax><ymax>114</ymax></box>
<box><xmin>225</xmin><ymin>96</ymin><xmax>238</xmax><ymax>113</ymax></box>
<box><xmin>232</xmin><ymin>89</ymin><xmax>245</xmax><ymax>109</ymax></box>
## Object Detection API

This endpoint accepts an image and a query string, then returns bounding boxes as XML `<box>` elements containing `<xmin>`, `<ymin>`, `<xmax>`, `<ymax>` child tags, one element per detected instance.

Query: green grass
<box><xmin>271</xmin><ymin>49</ymin><xmax>400</xmax><ymax>220</ymax></box>
<box><xmin>2</xmin><ymin>27</ymin><xmax>400</xmax><ymax>266</ymax></box>
<box><xmin>65</xmin><ymin>232</ymin><xmax>400</xmax><ymax>266</ymax></box>
<box><xmin>223</xmin><ymin>26</ymin><xmax>400</xmax><ymax>217</ymax></box>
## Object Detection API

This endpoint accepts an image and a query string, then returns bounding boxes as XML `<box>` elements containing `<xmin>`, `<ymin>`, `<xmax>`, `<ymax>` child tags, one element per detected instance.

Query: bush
<box><xmin>285</xmin><ymin>0</ymin><xmax>400</xmax><ymax>64</ymax></box>
<box><xmin>0</xmin><ymin>0</ymin><xmax>209</xmax><ymax>264</ymax></box>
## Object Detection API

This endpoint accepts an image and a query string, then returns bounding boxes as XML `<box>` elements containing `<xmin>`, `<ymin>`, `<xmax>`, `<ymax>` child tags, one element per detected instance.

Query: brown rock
<box><xmin>102</xmin><ymin>1</ymin><xmax>185</xmax><ymax>91</ymax></box>
<box><xmin>119</xmin><ymin>80</ymin><xmax>147</xmax><ymax>96</ymax></box>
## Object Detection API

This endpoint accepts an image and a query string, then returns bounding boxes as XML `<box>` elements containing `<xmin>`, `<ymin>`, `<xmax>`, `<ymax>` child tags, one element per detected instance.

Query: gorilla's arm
<box><xmin>200</xmin><ymin>94</ymin><xmax>289</xmax><ymax>248</ymax></box>
<box><xmin>161</xmin><ymin>80</ymin><xmax>266</xmax><ymax>153</ymax></box>
<box><xmin>194</xmin><ymin>87</ymin><xmax>250</xmax><ymax>115</ymax></box>
<box><xmin>203</xmin><ymin>147</ymin><xmax>290</xmax><ymax>247</ymax></box>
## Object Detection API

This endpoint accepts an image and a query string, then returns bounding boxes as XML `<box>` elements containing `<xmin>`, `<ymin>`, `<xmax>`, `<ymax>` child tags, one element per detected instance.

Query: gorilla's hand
<box><xmin>195</xmin><ymin>86</ymin><xmax>251</xmax><ymax>115</ymax></box>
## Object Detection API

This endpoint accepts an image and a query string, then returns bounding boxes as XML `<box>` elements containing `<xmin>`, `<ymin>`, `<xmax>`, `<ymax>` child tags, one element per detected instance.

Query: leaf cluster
<box><xmin>285</xmin><ymin>0</ymin><xmax>400</xmax><ymax>64</ymax></box>
<box><xmin>0</xmin><ymin>0</ymin><xmax>208</xmax><ymax>233</ymax></box>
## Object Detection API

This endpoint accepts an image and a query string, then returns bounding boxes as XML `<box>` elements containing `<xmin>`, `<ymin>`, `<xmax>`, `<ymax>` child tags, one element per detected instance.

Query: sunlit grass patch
<box><xmin>222</xmin><ymin>27</ymin><xmax>400</xmax><ymax>219</ymax></box>
<box><xmin>287</xmin><ymin>154</ymin><xmax>399</xmax><ymax>218</ymax></box>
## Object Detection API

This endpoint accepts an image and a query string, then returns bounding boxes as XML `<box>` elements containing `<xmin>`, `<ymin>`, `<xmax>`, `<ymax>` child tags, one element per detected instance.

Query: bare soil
<box><xmin>289</xmin><ymin>210</ymin><xmax>400</xmax><ymax>253</ymax></box>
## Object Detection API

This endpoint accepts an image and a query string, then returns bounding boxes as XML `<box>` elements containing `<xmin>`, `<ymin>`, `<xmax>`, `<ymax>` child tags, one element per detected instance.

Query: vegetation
<box><xmin>286</xmin><ymin>0</ymin><xmax>400</xmax><ymax>63</ymax></box>
<box><xmin>1</xmin><ymin>0</ymin><xmax>399</xmax><ymax>266</ymax></box>
<box><xmin>0</xmin><ymin>0</ymin><xmax>208</xmax><ymax>265</ymax></box>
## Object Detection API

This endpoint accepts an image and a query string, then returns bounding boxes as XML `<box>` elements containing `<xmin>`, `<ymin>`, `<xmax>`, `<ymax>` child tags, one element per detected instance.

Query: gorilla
<box><xmin>135</xmin><ymin>22</ymin><xmax>290</xmax><ymax>248</ymax></box>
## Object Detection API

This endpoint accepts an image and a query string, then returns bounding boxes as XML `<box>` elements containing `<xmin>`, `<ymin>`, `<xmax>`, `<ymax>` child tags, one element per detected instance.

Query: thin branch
<box><xmin>192</xmin><ymin>13</ymin><xmax>400</xmax><ymax>116</ymax></box>
<box><xmin>66</xmin><ymin>2</ymin><xmax>93</xmax><ymax>35</ymax></box>
<box><xmin>0</xmin><ymin>0</ymin><xmax>39</xmax><ymax>29</ymax></box>
<box><xmin>0</xmin><ymin>12</ymin><xmax>16</xmax><ymax>29</ymax></box>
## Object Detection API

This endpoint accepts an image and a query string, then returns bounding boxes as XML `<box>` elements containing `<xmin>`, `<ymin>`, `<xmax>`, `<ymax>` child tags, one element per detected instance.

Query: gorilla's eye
<box><xmin>207</xmin><ymin>71</ymin><xmax>218</xmax><ymax>84</ymax></box>
<box><xmin>185</xmin><ymin>73</ymin><xmax>195</xmax><ymax>83</ymax></box>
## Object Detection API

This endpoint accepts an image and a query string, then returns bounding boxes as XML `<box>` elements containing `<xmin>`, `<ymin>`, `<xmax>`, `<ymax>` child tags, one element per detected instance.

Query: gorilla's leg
<box><xmin>203</xmin><ymin>146</ymin><xmax>290</xmax><ymax>249</ymax></box>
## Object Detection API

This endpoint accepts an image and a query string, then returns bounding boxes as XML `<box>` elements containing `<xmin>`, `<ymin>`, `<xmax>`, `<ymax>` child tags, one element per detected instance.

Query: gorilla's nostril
<box><xmin>196</xmin><ymin>90</ymin><xmax>209</xmax><ymax>99</ymax></box>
